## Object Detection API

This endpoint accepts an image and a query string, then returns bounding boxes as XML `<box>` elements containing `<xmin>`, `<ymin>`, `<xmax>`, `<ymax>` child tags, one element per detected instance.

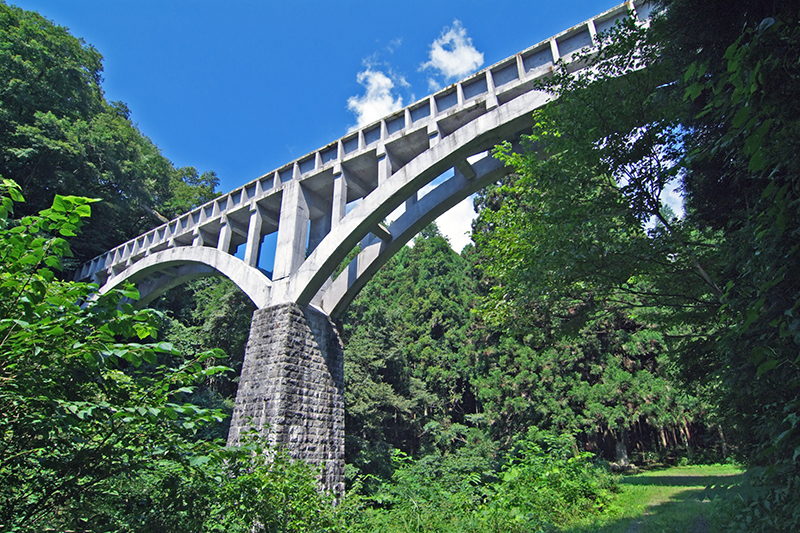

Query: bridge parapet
<box><xmin>76</xmin><ymin>1</ymin><xmax>651</xmax><ymax>312</ymax></box>
<box><xmin>71</xmin><ymin>0</ymin><xmax>654</xmax><ymax>494</ymax></box>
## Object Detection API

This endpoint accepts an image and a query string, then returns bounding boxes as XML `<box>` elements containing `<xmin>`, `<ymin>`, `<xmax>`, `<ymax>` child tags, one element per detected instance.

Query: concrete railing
<box><xmin>76</xmin><ymin>1</ymin><xmax>652</xmax><ymax>313</ymax></box>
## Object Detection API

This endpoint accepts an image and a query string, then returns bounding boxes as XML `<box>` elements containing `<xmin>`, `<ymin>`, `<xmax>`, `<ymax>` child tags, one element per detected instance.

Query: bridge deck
<box><xmin>75</xmin><ymin>1</ymin><xmax>652</xmax><ymax>314</ymax></box>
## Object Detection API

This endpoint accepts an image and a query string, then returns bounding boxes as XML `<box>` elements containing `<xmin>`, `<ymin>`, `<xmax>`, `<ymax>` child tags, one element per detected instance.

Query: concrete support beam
<box><xmin>485</xmin><ymin>70</ymin><xmax>498</xmax><ymax>110</ymax></box>
<box><xmin>456</xmin><ymin>159</ymin><xmax>477</xmax><ymax>180</ymax></box>
<box><xmin>371</xmin><ymin>223</ymin><xmax>392</xmax><ymax>242</ymax></box>
<box><xmin>377</xmin><ymin>149</ymin><xmax>391</xmax><ymax>185</ymax></box>
<box><xmin>217</xmin><ymin>216</ymin><xmax>233</xmax><ymax>254</ymax></box>
<box><xmin>244</xmin><ymin>205</ymin><xmax>264</xmax><ymax>268</ymax></box>
<box><xmin>406</xmin><ymin>191</ymin><xmax>418</xmax><ymax>211</ymax></box>
<box><xmin>588</xmin><ymin>19</ymin><xmax>598</xmax><ymax>43</ymax></box>
<box><xmin>550</xmin><ymin>38</ymin><xmax>560</xmax><ymax>62</ymax></box>
<box><xmin>273</xmin><ymin>180</ymin><xmax>309</xmax><ymax>280</ymax></box>
<box><xmin>331</xmin><ymin>171</ymin><xmax>348</xmax><ymax>228</ymax></box>
<box><xmin>192</xmin><ymin>228</ymin><xmax>205</xmax><ymax>247</ymax></box>
<box><xmin>428</xmin><ymin>123</ymin><xmax>440</xmax><ymax>147</ymax></box>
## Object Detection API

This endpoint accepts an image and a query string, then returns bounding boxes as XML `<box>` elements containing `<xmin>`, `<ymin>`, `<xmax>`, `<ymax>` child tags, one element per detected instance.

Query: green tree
<box><xmin>0</xmin><ymin>180</ymin><xmax>231</xmax><ymax>530</ymax></box>
<box><xmin>471</xmin><ymin>0</ymin><xmax>800</xmax><ymax>527</ymax></box>
<box><xmin>0</xmin><ymin>2</ymin><xmax>219</xmax><ymax>263</ymax></box>
<box><xmin>469</xmin><ymin>10</ymin><xmax>722</xmax><ymax>464</ymax></box>
<box><xmin>0</xmin><ymin>181</ymin><xmax>346</xmax><ymax>532</ymax></box>
<box><xmin>342</xmin><ymin>225</ymin><xmax>480</xmax><ymax>483</ymax></box>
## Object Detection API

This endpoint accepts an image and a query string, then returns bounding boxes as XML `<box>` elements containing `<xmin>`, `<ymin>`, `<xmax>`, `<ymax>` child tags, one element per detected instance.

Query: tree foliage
<box><xmin>0</xmin><ymin>180</ymin><xmax>231</xmax><ymax>530</ymax></box>
<box><xmin>0</xmin><ymin>1</ymin><xmax>219</xmax><ymax>263</ymax></box>
<box><xmin>470</xmin><ymin>0</ymin><xmax>800</xmax><ymax>528</ymax></box>
<box><xmin>342</xmin><ymin>225</ymin><xmax>480</xmax><ymax>483</ymax></box>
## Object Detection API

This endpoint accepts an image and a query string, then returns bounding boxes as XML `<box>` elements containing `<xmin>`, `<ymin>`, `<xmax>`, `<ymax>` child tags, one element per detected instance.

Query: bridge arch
<box><xmin>99</xmin><ymin>246</ymin><xmax>272</xmax><ymax>309</ymax></box>
<box><xmin>285</xmin><ymin>87</ymin><xmax>548</xmax><ymax>314</ymax></box>
<box><xmin>72</xmin><ymin>1</ymin><xmax>650</xmax><ymax>494</ymax></box>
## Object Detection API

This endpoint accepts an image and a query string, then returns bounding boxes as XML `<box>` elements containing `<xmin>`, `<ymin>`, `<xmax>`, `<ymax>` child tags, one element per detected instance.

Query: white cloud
<box><xmin>387</xmin><ymin>38</ymin><xmax>402</xmax><ymax>54</ymax></box>
<box><xmin>435</xmin><ymin>195</ymin><xmax>477</xmax><ymax>253</ymax></box>
<box><xmin>661</xmin><ymin>181</ymin><xmax>684</xmax><ymax>219</ymax></box>
<box><xmin>420</xmin><ymin>20</ymin><xmax>484</xmax><ymax>81</ymax></box>
<box><xmin>346</xmin><ymin>68</ymin><xmax>404</xmax><ymax>131</ymax></box>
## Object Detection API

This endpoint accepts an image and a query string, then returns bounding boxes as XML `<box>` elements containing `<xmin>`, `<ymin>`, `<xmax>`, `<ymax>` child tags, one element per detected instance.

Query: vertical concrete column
<box><xmin>217</xmin><ymin>215</ymin><xmax>233</xmax><ymax>254</ymax></box>
<box><xmin>308</xmin><ymin>214</ymin><xmax>331</xmax><ymax>255</ymax></box>
<box><xmin>550</xmin><ymin>38</ymin><xmax>560</xmax><ymax>63</ymax></box>
<box><xmin>516</xmin><ymin>53</ymin><xmax>526</xmax><ymax>80</ymax></box>
<box><xmin>587</xmin><ymin>19</ymin><xmax>598</xmax><ymax>44</ymax></box>
<box><xmin>244</xmin><ymin>205</ymin><xmax>264</xmax><ymax>268</ymax></box>
<box><xmin>485</xmin><ymin>69</ymin><xmax>498</xmax><ymax>110</ymax></box>
<box><xmin>273</xmin><ymin>180</ymin><xmax>309</xmax><ymax>280</ymax></box>
<box><xmin>227</xmin><ymin>303</ymin><xmax>345</xmax><ymax>495</ymax></box>
<box><xmin>428</xmin><ymin>123</ymin><xmax>440</xmax><ymax>148</ymax></box>
<box><xmin>377</xmin><ymin>147</ymin><xmax>391</xmax><ymax>185</ymax></box>
<box><xmin>331</xmin><ymin>168</ymin><xmax>348</xmax><ymax>228</ymax></box>
<box><xmin>192</xmin><ymin>228</ymin><xmax>206</xmax><ymax>247</ymax></box>
<box><xmin>405</xmin><ymin>191</ymin><xmax>418</xmax><ymax>212</ymax></box>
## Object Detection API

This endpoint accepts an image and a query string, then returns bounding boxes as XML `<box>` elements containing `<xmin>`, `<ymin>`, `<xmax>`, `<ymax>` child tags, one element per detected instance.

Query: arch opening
<box><xmin>99</xmin><ymin>246</ymin><xmax>273</xmax><ymax>310</ymax></box>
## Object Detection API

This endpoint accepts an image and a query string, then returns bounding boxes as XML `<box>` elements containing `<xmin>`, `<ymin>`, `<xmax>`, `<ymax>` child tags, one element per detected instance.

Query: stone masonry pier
<box><xmin>227</xmin><ymin>303</ymin><xmax>345</xmax><ymax>494</ymax></box>
<box><xmin>76</xmin><ymin>2</ymin><xmax>652</xmax><ymax>495</ymax></box>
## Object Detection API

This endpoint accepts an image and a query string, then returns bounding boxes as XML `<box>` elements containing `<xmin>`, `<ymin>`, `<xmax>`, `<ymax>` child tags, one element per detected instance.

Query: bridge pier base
<box><xmin>227</xmin><ymin>302</ymin><xmax>345</xmax><ymax>495</ymax></box>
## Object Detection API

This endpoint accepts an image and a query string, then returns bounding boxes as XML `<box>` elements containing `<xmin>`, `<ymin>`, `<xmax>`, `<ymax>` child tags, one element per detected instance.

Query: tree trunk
<box><xmin>717</xmin><ymin>424</ymin><xmax>728</xmax><ymax>457</ymax></box>
<box><xmin>614</xmin><ymin>428</ymin><xmax>630</xmax><ymax>466</ymax></box>
<box><xmin>681</xmin><ymin>418</ymin><xmax>691</xmax><ymax>449</ymax></box>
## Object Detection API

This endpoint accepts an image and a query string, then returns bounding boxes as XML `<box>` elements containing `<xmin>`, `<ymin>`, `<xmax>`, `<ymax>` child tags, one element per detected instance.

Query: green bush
<box><xmin>349</xmin><ymin>432</ymin><xmax>617</xmax><ymax>532</ymax></box>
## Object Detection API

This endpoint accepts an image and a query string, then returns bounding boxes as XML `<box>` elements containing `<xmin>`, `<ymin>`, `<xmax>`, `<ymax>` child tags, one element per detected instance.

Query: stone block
<box><xmin>227</xmin><ymin>302</ymin><xmax>345</xmax><ymax>495</ymax></box>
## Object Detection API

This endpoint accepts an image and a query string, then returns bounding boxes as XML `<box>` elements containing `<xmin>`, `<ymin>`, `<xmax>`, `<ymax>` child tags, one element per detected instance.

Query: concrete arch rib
<box><xmin>99</xmin><ymin>247</ymin><xmax>272</xmax><ymax>309</ymax></box>
<box><xmin>286</xmin><ymin>87</ymin><xmax>550</xmax><ymax>311</ymax></box>
<box><xmin>321</xmin><ymin>151</ymin><xmax>509</xmax><ymax>318</ymax></box>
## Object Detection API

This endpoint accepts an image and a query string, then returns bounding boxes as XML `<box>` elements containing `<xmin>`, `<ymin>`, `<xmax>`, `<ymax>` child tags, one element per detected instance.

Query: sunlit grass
<box><xmin>564</xmin><ymin>464</ymin><xmax>744</xmax><ymax>533</ymax></box>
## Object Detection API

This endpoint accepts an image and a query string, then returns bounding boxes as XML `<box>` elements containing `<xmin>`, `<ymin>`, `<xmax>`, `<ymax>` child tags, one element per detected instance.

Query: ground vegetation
<box><xmin>3</xmin><ymin>0</ymin><xmax>798</xmax><ymax>530</ymax></box>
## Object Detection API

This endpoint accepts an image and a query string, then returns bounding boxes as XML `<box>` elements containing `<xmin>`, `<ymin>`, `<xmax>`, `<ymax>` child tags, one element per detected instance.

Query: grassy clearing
<box><xmin>565</xmin><ymin>465</ymin><xmax>744</xmax><ymax>533</ymax></box>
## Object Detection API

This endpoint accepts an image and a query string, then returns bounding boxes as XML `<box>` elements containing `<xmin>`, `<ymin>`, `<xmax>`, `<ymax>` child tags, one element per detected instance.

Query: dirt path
<box><xmin>617</xmin><ymin>465</ymin><xmax>742</xmax><ymax>533</ymax></box>
<box><xmin>624</xmin><ymin>513</ymin><xmax>710</xmax><ymax>533</ymax></box>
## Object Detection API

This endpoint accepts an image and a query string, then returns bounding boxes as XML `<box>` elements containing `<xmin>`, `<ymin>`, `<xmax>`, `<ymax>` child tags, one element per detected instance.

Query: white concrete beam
<box><xmin>244</xmin><ymin>205</ymin><xmax>264</xmax><ymax>268</ymax></box>
<box><xmin>217</xmin><ymin>216</ymin><xmax>233</xmax><ymax>254</ymax></box>
<box><xmin>331</xmin><ymin>171</ymin><xmax>348</xmax><ymax>228</ymax></box>
<box><xmin>273</xmin><ymin>180</ymin><xmax>309</xmax><ymax>280</ymax></box>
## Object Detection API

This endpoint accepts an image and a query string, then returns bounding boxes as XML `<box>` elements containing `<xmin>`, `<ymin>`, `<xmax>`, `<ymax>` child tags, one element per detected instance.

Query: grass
<box><xmin>564</xmin><ymin>464</ymin><xmax>745</xmax><ymax>533</ymax></box>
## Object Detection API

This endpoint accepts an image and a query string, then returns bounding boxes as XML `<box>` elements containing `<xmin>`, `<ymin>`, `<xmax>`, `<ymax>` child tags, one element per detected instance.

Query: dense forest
<box><xmin>1</xmin><ymin>0</ymin><xmax>799</xmax><ymax>531</ymax></box>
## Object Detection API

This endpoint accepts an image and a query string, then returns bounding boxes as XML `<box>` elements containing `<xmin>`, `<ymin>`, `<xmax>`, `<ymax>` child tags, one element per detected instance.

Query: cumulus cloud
<box><xmin>420</xmin><ymin>20</ymin><xmax>484</xmax><ymax>81</ymax></box>
<box><xmin>417</xmin><ymin>177</ymin><xmax>478</xmax><ymax>253</ymax></box>
<box><xmin>435</xmin><ymin>195</ymin><xmax>477</xmax><ymax>253</ymax></box>
<box><xmin>346</xmin><ymin>68</ymin><xmax>404</xmax><ymax>131</ymax></box>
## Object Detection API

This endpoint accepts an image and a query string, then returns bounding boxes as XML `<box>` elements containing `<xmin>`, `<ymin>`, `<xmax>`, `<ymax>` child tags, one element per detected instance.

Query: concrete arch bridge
<box><xmin>75</xmin><ymin>1</ymin><xmax>652</xmax><ymax>493</ymax></box>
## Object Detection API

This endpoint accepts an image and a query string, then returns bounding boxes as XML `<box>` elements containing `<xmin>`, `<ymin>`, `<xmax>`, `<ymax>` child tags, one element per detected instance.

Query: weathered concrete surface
<box><xmin>76</xmin><ymin>2</ymin><xmax>650</xmax><ymax>318</ymax></box>
<box><xmin>72</xmin><ymin>0</ymin><xmax>653</xmax><ymax>496</ymax></box>
<box><xmin>227</xmin><ymin>303</ymin><xmax>345</xmax><ymax>494</ymax></box>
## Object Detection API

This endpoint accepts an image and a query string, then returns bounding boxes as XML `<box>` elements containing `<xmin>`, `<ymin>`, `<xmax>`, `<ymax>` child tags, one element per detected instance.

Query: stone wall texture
<box><xmin>227</xmin><ymin>302</ymin><xmax>344</xmax><ymax>494</ymax></box>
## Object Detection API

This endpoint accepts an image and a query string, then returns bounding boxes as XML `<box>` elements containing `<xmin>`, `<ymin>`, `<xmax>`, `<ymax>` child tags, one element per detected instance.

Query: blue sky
<box><xmin>12</xmin><ymin>0</ymin><xmax>624</xmax><ymax>251</ymax></box>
